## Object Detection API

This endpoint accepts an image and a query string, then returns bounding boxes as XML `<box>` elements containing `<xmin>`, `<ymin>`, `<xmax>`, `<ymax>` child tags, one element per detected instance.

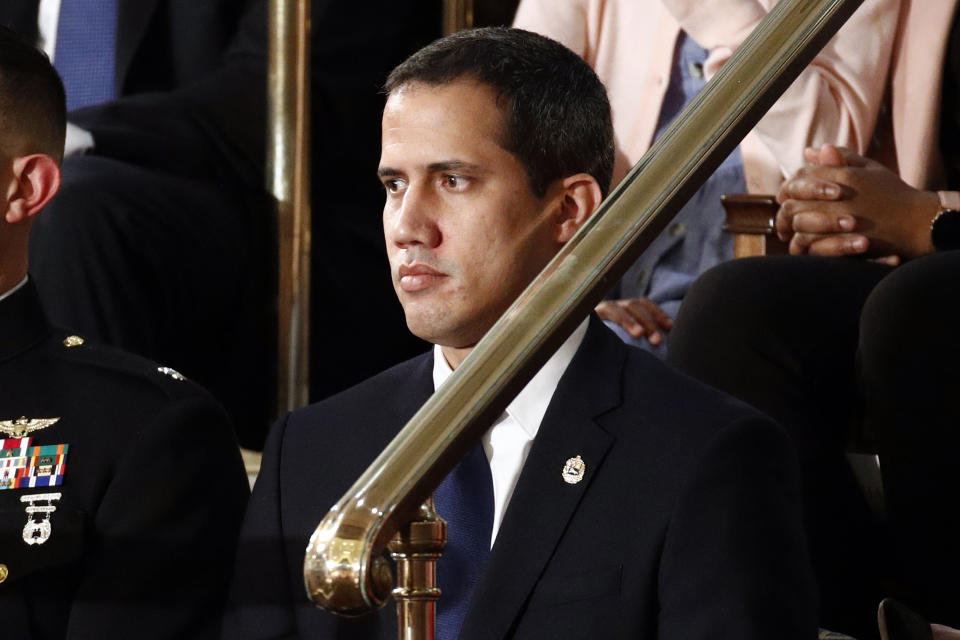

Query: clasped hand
<box><xmin>776</xmin><ymin>144</ymin><xmax>939</xmax><ymax>264</ymax></box>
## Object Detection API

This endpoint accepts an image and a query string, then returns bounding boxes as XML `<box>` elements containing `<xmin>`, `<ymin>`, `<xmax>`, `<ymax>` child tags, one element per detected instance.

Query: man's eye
<box><xmin>383</xmin><ymin>178</ymin><xmax>405</xmax><ymax>194</ymax></box>
<box><xmin>442</xmin><ymin>175</ymin><xmax>468</xmax><ymax>190</ymax></box>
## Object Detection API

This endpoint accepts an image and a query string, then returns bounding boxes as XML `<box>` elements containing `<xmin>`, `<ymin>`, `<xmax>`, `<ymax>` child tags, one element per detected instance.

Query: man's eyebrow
<box><xmin>426</xmin><ymin>160</ymin><xmax>482</xmax><ymax>173</ymax></box>
<box><xmin>377</xmin><ymin>161</ymin><xmax>482</xmax><ymax>178</ymax></box>
<box><xmin>377</xmin><ymin>167</ymin><xmax>401</xmax><ymax>178</ymax></box>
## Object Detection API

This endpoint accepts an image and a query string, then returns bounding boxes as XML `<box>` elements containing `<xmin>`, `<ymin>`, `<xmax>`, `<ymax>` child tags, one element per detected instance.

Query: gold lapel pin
<box><xmin>561</xmin><ymin>455</ymin><xmax>585</xmax><ymax>485</ymax></box>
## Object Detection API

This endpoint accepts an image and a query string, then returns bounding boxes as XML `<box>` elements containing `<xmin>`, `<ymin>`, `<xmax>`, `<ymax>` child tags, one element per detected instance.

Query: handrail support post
<box><xmin>388</xmin><ymin>499</ymin><xmax>447</xmax><ymax>640</ymax></box>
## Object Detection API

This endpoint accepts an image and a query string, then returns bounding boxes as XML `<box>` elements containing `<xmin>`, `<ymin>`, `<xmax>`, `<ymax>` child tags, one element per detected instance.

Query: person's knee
<box><xmin>860</xmin><ymin>252</ymin><xmax>960</xmax><ymax>359</ymax></box>
<box><xmin>672</xmin><ymin>257</ymin><xmax>786</xmax><ymax>350</ymax></box>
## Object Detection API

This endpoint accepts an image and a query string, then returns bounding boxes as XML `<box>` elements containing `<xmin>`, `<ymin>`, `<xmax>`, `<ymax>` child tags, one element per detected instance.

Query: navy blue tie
<box><xmin>55</xmin><ymin>0</ymin><xmax>118</xmax><ymax>111</ymax></box>
<box><xmin>434</xmin><ymin>442</ymin><xmax>495</xmax><ymax>640</ymax></box>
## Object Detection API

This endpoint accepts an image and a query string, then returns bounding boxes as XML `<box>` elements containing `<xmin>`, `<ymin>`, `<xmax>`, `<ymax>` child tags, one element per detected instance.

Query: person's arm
<box><xmin>658</xmin><ymin>416</ymin><xmax>817</xmax><ymax>638</ymax></box>
<box><xmin>664</xmin><ymin>0</ymin><xmax>901</xmax><ymax>179</ymax></box>
<box><xmin>776</xmin><ymin>144</ymin><xmax>949</xmax><ymax>261</ymax></box>
<box><xmin>65</xmin><ymin>395</ymin><xmax>249</xmax><ymax>639</ymax></box>
<box><xmin>66</xmin><ymin>0</ymin><xmax>267</xmax><ymax>184</ymax></box>
<box><xmin>595</xmin><ymin>298</ymin><xmax>674</xmax><ymax>346</ymax></box>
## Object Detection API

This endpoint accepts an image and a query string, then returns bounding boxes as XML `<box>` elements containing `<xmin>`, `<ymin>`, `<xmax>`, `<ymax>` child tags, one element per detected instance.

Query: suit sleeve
<box><xmin>661</xmin><ymin>0</ymin><xmax>900</xmax><ymax>180</ymax></box>
<box><xmin>69</xmin><ymin>0</ymin><xmax>439</xmax><ymax>190</ymax></box>
<box><xmin>657</xmin><ymin>416</ymin><xmax>818</xmax><ymax>639</ymax></box>
<box><xmin>68</xmin><ymin>0</ymin><xmax>268</xmax><ymax>186</ymax></box>
<box><xmin>64</xmin><ymin>393</ymin><xmax>249</xmax><ymax>639</ymax></box>
<box><xmin>221</xmin><ymin>413</ymin><xmax>299</xmax><ymax>640</ymax></box>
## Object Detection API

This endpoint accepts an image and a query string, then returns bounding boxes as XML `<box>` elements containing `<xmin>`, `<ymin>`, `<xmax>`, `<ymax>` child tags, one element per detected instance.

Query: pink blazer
<box><xmin>514</xmin><ymin>0</ymin><xmax>900</xmax><ymax>194</ymax></box>
<box><xmin>881</xmin><ymin>0</ymin><xmax>958</xmax><ymax>190</ymax></box>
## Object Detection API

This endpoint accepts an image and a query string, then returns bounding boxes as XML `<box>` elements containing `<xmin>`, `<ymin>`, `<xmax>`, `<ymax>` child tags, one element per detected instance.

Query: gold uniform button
<box><xmin>63</xmin><ymin>335</ymin><xmax>85</xmax><ymax>348</ymax></box>
<box><xmin>0</xmin><ymin>564</ymin><xmax>8</xmax><ymax>583</ymax></box>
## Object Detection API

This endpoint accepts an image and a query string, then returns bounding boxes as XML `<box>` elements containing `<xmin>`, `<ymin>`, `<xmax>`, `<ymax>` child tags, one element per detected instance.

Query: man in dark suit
<box><xmin>0</xmin><ymin>28</ymin><xmax>249</xmax><ymax>639</ymax></box>
<box><xmin>225</xmin><ymin>27</ymin><xmax>817</xmax><ymax>639</ymax></box>
<box><xmin>0</xmin><ymin>0</ymin><xmax>272</xmax><ymax>447</ymax></box>
<box><xmin>0</xmin><ymin>0</ymin><xmax>245</xmax><ymax>101</ymax></box>
<box><xmin>0</xmin><ymin>1</ymin><xmax>439</xmax><ymax>448</ymax></box>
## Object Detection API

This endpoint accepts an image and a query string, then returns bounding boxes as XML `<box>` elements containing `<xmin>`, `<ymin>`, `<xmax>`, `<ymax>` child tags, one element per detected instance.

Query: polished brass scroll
<box><xmin>269</xmin><ymin>0</ymin><xmax>312</xmax><ymax>412</ymax></box>
<box><xmin>442</xmin><ymin>0</ymin><xmax>474</xmax><ymax>35</ymax></box>
<box><xmin>305</xmin><ymin>0</ymin><xmax>865</xmax><ymax>621</ymax></box>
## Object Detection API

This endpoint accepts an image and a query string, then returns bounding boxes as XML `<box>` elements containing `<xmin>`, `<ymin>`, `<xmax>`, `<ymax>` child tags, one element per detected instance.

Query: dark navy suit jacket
<box><xmin>229</xmin><ymin>317</ymin><xmax>818</xmax><ymax>639</ymax></box>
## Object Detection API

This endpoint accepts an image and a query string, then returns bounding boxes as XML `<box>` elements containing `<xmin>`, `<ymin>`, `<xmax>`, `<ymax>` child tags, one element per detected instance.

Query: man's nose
<box><xmin>389</xmin><ymin>183</ymin><xmax>441</xmax><ymax>248</ymax></box>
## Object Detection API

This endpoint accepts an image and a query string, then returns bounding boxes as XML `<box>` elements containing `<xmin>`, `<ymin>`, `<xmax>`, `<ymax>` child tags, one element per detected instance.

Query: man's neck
<box><xmin>440</xmin><ymin>344</ymin><xmax>473</xmax><ymax>370</ymax></box>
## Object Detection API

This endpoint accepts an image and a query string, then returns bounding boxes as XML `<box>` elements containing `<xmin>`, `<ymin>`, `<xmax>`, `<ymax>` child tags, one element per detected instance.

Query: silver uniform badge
<box><xmin>21</xmin><ymin>492</ymin><xmax>62</xmax><ymax>545</ymax></box>
<box><xmin>157</xmin><ymin>366</ymin><xmax>186</xmax><ymax>381</ymax></box>
<box><xmin>562</xmin><ymin>455</ymin><xmax>586</xmax><ymax>485</ymax></box>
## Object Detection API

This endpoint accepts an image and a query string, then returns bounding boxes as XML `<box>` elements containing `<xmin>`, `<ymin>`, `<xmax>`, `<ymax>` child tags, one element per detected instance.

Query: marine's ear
<box><xmin>5</xmin><ymin>154</ymin><xmax>60</xmax><ymax>224</ymax></box>
<box><xmin>552</xmin><ymin>173</ymin><xmax>603</xmax><ymax>243</ymax></box>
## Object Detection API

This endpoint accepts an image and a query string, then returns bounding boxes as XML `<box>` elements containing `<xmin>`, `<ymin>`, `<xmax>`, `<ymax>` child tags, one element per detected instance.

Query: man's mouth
<box><xmin>398</xmin><ymin>263</ymin><xmax>447</xmax><ymax>292</ymax></box>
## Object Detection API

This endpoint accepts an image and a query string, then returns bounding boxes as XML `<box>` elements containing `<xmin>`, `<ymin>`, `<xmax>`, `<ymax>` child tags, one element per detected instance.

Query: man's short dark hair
<box><xmin>385</xmin><ymin>27</ymin><xmax>615</xmax><ymax>198</ymax></box>
<box><xmin>0</xmin><ymin>25</ymin><xmax>66</xmax><ymax>162</ymax></box>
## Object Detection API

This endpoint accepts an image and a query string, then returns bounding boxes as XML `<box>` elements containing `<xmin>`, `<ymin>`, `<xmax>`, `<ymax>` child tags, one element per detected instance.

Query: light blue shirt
<box><xmin>607</xmin><ymin>32</ymin><xmax>746</xmax><ymax>357</ymax></box>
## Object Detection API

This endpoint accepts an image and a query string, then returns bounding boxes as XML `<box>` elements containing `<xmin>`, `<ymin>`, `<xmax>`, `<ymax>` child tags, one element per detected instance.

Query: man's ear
<box><xmin>5</xmin><ymin>154</ymin><xmax>61</xmax><ymax>224</ymax></box>
<box><xmin>553</xmin><ymin>173</ymin><xmax>603</xmax><ymax>243</ymax></box>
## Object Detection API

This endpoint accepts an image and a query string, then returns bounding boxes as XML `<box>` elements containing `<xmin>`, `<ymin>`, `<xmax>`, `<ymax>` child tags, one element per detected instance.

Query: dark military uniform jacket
<box><xmin>0</xmin><ymin>282</ymin><xmax>249</xmax><ymax>639</ymax></box>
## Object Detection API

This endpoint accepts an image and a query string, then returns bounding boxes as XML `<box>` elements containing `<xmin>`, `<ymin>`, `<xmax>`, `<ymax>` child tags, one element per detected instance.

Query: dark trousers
<box><xmin>668</xmin><ymin>253</ymin><xmax>960</xmax><ymax>632</ymax></box>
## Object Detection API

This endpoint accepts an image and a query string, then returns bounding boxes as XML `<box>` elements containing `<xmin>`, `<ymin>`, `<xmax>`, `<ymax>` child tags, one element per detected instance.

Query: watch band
<box><xmin>931</xmin><ymin>191</ymin><xmax>960</xmax><ymax>252</ymax></box>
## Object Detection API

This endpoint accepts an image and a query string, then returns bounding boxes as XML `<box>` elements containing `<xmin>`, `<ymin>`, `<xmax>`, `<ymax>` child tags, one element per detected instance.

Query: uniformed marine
<box><xmin>0</xmin><ymin>26</ymin><xmax>248</xmax><ymax>639</ymax></box>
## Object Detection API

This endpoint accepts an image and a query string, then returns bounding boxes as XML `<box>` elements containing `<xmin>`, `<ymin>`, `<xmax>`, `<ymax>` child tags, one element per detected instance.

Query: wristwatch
<box><xmin>931</xmin><ymin>191</ymin><xmax>960</xmax><ymax>252</ymax></box>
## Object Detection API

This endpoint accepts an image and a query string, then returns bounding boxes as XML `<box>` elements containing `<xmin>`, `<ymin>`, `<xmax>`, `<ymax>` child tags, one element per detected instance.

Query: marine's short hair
<box><xmin>0</xmin><ymin>25</ymin><xmax>66</xmax><ymax>162</ymax></box>
<box><xmin>385</xmin><ymin>27</ymin><xmax>615</xmax><ymax>198</ymax></box>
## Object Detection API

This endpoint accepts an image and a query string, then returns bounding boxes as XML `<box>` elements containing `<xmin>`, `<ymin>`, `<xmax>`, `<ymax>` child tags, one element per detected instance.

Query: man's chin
<box><xmin>404</xmin><ymin>317</ymin><xmax>475</xmax><ymax>351</ymax></box>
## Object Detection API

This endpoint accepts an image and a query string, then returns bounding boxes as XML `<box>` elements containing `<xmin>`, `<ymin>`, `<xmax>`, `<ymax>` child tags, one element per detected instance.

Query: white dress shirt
<box><xmin>37</xmin><ymin>0</ymin><xmax>61</xmax><ymax>59</ymax></box>
<box><xmin>432</xmin><ymin>319</ymin><xmax>589</xmax><ymax>545</ymax></box>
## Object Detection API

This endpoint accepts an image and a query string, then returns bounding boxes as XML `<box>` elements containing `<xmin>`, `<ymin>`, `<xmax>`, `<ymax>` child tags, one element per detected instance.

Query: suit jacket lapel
<box><xmin>461</xmin><ymin>318</ymin><xmax>625</xmax><ymax>640</ymax></box>
<box><xmin>116</xmin><ymin>0</ymin><xmax>161</xmax><ymax>90</ymax></box>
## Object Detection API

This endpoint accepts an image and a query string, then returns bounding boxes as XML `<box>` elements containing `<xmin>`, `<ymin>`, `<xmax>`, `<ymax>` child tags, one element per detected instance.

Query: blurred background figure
<box><xmin>0</xmin><ymin>0</ymin><xmax>440</xmax><ymax>448</ymax></box>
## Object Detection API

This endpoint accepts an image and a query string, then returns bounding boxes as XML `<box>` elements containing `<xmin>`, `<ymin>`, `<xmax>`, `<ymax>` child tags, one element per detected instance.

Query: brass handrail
<box><xmin>442</xmin><ymin>0</ymin><xmax>474</xmax><ymax>35</ymax></box>
<box><xmin>304</xmin><ymin>0</ymin><xmax>865</xmax><ymax>619</ymax></box>
<box><xmin>269</xmin><ymin>0</ymin><xmax>312</xmax><ymax>412</ymax></box>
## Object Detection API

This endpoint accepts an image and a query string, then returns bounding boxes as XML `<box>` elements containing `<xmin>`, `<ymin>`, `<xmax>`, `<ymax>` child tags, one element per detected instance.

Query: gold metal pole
<box><xmin>388</xmin><ymin>499</ymin><xmax>446</xmax><ymax>640</ymax></box>
<box><xmin>305</xmin><ymin>0</ymin><xmax>864</xmax><ymax>620</ymax></box>
<box><xmin>442</xmin><ymin>0</ymin><xmax>474</xmax><ymax>35</ymax></box>
<box><xmin>269</xmin><ymin>0</ymin><xmax>312</xmax><ymax>412</ymax></box>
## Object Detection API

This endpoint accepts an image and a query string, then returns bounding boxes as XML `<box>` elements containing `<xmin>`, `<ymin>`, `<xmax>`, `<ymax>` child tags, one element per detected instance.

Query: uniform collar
<box><xmin>0</xmin><ymin>278</ymin><xmax>52</xmax><ymax>363</ymax></box>
<box><xmin>432</xmin><ymin>318</ymin><xmax>590</xmax><ymax>439</ymax></box>
<box><xmin>0</xmin><ymin>276</ymin><xmax>29</xmax><ymax>305</ymax></box>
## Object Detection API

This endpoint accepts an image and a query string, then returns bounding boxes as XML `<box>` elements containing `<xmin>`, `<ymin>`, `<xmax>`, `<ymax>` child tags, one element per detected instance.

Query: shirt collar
<box><xmin>432</xmin><ymin>318</ymin><xmax>590</xmax><ymax>439</ymax></box>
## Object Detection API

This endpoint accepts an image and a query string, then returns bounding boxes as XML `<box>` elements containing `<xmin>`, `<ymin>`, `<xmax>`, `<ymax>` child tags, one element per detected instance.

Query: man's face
<box><xmin>379</xmin><ymin>80</ymin><xmax>561</xmax><ymax>351</ymax></box>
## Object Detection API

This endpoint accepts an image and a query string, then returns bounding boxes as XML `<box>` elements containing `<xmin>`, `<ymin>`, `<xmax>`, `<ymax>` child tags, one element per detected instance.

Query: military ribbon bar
<box><xmin>0</xmin><ymin>441</ymin><xmax>68</xmax><ymax>490</ymax></box>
